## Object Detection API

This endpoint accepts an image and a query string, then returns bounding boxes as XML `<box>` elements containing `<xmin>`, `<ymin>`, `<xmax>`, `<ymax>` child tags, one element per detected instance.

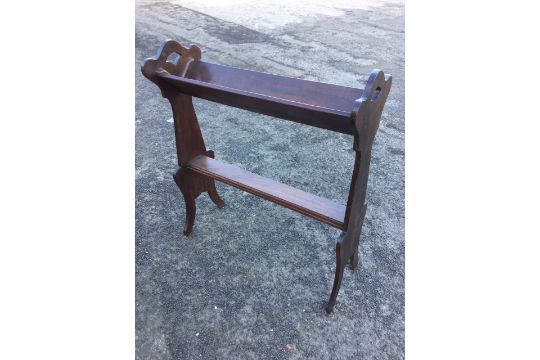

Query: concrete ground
<box><xmin>136</xmin><ymin>1</ymin><xmax>404</xmax><ymax>359</ymax></box>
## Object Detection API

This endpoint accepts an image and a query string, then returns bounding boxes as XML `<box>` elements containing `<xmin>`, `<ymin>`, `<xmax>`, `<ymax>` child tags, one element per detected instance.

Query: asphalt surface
<box><xmin>136</xmin><ymin>1</ymin><xmax>404</xmax><ymax>358</ymax></box>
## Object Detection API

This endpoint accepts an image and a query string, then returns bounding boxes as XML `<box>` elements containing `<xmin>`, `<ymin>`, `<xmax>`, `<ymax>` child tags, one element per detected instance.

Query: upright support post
<box><xmin>142</xmin><ymin>40</ymin><xmax>225</xmax><ymax>236</ymax></box>
<box><xmin>326</xmin><ymin>70</ymin><xmax>392</xmax><ymax>313</ymax></box>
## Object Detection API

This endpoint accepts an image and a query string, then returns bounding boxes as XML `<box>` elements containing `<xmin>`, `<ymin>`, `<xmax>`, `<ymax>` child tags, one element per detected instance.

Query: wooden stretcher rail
<box><xmin>141</xmin><ymin>39</ymin><xmax>392</xmax><ymax>313</ymax></box>
<box><xmin>187</xmin><ymin>155</ymin><xmax>346</xmax><ymax>229</ymax></box>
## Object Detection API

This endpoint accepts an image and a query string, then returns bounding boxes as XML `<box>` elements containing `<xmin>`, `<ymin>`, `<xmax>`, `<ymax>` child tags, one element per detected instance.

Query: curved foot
<box><xmin>326</xmin><ymin>243</ymin><xmax>345</xmax><ymax>314</ymax></box>
<box><xmin>182</xmin><ymin>194</ymin><xmax>196</xmax><ymax>236</ymax></box>
<box><xmin>326</xmin><ymin>265</ymin><xmax>344</xmax><ymax>313</ymax></box>
<box><xmin>208</xmin><ymin>184</ymin><xmax>225</xmax><ymax>209</ymax></box>
<box><xmin>173</xmin><ymin>169</ymin><xmax>197</xmax><ymax>236</ymax></box>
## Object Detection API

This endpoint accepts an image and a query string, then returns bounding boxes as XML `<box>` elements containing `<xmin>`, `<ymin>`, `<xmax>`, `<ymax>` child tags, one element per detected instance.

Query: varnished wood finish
<box><xmin>141</xmin><ymin>39</ymin><xmax>392</xmax><ymax>313</ymax></box>
<box><xmin>186</xmin><ymin>62</ymin><xmax>363</xmax><ymax>113</ymax></box>
<box><xmin>188</xmin><ymin>155</ymin><xmax>346</xmax><ymax>229</ymax></box>
<box><xmin>157</xmin><ymin>72</ymin><xmax>358</xmax><ymax>135</ymax></box>
<box><xmin>176</xmin><ymin>61</ymin><xmax>362</xmax><ymax>134</ymax></box>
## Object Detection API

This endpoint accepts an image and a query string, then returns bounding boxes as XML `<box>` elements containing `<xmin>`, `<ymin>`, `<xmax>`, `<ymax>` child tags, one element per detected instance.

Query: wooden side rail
<box><xmin>141</xmin><ymin>39</ymin><xmax>392</xmax><ymax>313</ymax></box>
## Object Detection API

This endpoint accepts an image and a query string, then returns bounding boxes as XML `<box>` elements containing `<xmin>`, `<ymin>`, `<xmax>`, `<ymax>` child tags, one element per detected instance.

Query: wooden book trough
<box><xmin>142</xmin><ymin>40</ymin><xmax>392</xmax><ymax>313</ymax></box>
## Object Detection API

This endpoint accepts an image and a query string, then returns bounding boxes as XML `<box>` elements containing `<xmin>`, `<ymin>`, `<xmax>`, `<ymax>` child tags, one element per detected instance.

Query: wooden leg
<box><xmin>181</xmin><ymin>191</ymin><xmax>196</xmax><ymax>236</ymax></box>
<box><xmin>173</xmin><ymin>166</ymin><xmax>225</xmax><ymax>236</ymax></box>
<box><xmin>326</xmin><ymin>241</ymin><xmax>346</xmax><ymax>314</ymax></box>
<box><xmin>208</xmin><ymin>183</ymin><xmax>225</xmax><ymax>209</ymax></box>
<box><xmin>205</xmin><ymin>149</ymin><xmax>225</xmax><ymax>208</ymax></box>
<box><xmin>173</xmin><ymin>168</ymin><xmax>198</xmax><ymax>236</ymax></box>
<box><xmin>326</xmin><ymin>203</ymin><xmax>367</xmax><ymax>312</ymax></box>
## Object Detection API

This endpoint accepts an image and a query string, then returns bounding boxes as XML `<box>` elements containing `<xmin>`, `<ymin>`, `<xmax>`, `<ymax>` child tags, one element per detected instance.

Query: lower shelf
<box><xmin>187</xmin><ymin>155</ymin><xmax>346</xmax><ymax>229</ymax></box>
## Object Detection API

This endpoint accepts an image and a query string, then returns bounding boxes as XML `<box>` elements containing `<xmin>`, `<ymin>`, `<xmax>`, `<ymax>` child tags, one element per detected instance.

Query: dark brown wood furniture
<box><xmin>141</xmin><ymin>39</ymin><xmax>392</xmax><ymax>313</ymax></box>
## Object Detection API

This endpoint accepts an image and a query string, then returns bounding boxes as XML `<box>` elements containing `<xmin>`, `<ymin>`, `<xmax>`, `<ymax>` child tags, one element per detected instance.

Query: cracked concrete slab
<box><xmin>136</xmin><ymin>1</ymin><xmax>404</xmax><ymax>359</ymax></box>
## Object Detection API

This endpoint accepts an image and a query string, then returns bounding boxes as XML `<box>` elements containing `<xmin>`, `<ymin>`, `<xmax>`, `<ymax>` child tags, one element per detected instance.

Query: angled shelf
<box><xmin>156</xmin><ymin>61</ymin><xmax>363</xmax><ymax>135</ymax></box>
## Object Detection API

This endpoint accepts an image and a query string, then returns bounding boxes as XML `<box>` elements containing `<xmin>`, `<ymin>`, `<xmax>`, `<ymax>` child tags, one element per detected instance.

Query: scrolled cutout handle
<box><xmin>141</xmin><ymin>39</ymin><xmax>201</xmax><ymax>79</ymax></box>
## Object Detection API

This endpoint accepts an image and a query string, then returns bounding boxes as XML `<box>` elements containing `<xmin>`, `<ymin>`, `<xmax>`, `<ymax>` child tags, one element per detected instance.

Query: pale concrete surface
<box><xmin>136</xmin><ymin>1</ymin><xmax>404</xmax><ymax>358</ymax></box>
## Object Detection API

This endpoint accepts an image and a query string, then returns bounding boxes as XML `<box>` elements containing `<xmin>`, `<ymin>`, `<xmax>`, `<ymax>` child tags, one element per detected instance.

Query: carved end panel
<box><xmin>351</xmin><ymin>69</ymin><xmax>393</xmax><ymax>147</ymax></box>
<box><xmin>344</xmin><ymin>70</ymin><xmax>392</xmax><ymax>228</ymax></box>
<box><xmin>141</xmin><ymin>39</ymin><xmax>202</xmax><ymax>95</ymax></box>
